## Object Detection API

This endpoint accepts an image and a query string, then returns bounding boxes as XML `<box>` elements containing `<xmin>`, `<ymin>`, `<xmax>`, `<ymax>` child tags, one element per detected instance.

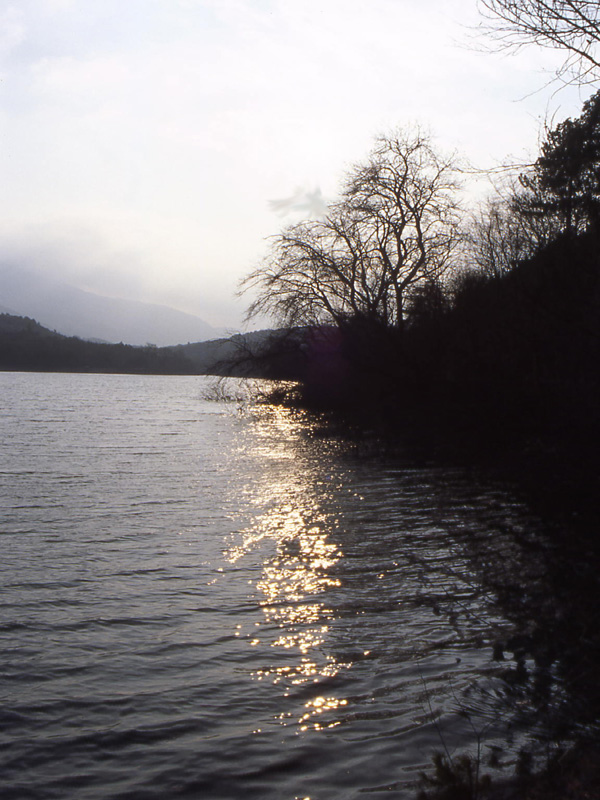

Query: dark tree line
<box><xmin>0</xmin><ymin>315</ymin><xmax>196</xmax><ymax>374</ymax></box>
<box><xmin>241</xmin><ymin>93</ymin><xmax>600</xmax><ymax>477</ymax></box>
<box><xmin>0</xmin><ymin>314</ymin><xmax>294</xmax><ymax>378</ymax></box>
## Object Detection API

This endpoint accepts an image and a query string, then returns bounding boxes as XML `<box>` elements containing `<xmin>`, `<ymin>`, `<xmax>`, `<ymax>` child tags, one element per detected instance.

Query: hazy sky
<box><xmin>0</xmin><ymin>0</ymin><xmax>593</xmax><ymax>329</ymax></box>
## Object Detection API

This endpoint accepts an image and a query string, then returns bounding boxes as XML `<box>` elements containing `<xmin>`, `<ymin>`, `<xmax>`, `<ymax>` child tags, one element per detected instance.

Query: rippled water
<box><xmin>1</xmin><ymin>373</ymin><xmax>594</xmax><ymax>799</ymax></box>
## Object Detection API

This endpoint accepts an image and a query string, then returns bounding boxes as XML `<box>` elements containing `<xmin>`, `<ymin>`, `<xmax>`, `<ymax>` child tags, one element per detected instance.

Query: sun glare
<box><xmin>225</xmin><ymin>408</ymin><xmax>352</xmax><ymax>729</ymax></box>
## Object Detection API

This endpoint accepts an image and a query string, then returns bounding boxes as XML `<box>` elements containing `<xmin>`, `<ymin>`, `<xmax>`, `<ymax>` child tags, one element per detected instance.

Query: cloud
<box><xmin>269</xmin><ymin>186</ymin><xmax>329</xmax><ymax>219</ymax></box>
<box><xmin>0</xmin><ymin>220</ymin><xmax>146</xmax><ymax>295</ymax></box>
<box><xmin>0</xmin><ymin>0</ymin><xmax>592</xmax><ymax>330</ymax></box>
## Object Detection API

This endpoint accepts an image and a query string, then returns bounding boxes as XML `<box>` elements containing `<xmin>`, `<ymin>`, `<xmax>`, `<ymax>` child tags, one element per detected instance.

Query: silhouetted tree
<box><xmin>517</xmin><ymin>89</ymin><xmax>600</xmax><ymax>235</ymax></box>
<box><xmin>242</xmin><ymin>130</ymin><xmax>462</xmax><ymax>335</ymax></box>
<box><xmin>480</xmin><ymin>0</ymin><xmax>600</xmax><ymax>84</ymax></box>
<box><xmin>467</xmin><ymin>195</ymin><xmax>541</xmax><ymax>277</ymax></box>
<box><xmin>465</xmin><ymin>90</ymin><xmax>600</xmax><ymax>289</ymax></box>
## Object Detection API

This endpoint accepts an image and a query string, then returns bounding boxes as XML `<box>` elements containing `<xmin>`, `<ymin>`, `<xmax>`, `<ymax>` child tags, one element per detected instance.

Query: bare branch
<box><xmin>240</xmin><ymin>129</ymin><xmax>463</xmax><ymax>333</ymax></box>
<box><xmin>479</xmin><ymin>0</ymin><xmax>600</xmax><ymax>84</ymax></box>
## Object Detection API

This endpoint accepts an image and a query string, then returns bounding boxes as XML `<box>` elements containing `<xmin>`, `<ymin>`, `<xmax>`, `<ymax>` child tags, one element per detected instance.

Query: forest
<box><xmin>0</xmin><ymin>314</ymin><xmax>198</xmax><ymax>374</ymax></box>
<box><xmin>0</xmin><ymin>313</ymin><xmax>282</xmax><ymax>376</ymax></box>
<box><xmin>240</xmin><ymin>89</ymin><xmax>600</xmax><ymax>520</ymax></box>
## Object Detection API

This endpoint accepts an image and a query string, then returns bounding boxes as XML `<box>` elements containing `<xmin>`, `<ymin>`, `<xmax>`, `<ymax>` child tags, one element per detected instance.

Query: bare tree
<box><xmin>468</xmin><ymin>197</ymin><xmax>529</xmax><ymax>277</ymax></box>
<box><xmin>242</xmin><ymin>131</ymin><xmax>462</xmax><ymax>333</ymax></box>
<box><xmin>467</xmin><ymin>189</ymin><xmax>561</xmax><ymax>278</ymax></box>
<box><xmin>479</xmin><ymin>0</ymin><xmax>600</xmax><ymax>84</ymax></box>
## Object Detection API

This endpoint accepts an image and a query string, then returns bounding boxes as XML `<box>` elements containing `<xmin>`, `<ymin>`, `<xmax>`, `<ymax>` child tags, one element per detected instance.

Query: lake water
<box><xmin>1</xmin><ymin>372</ymin><xmax>597</xmax><ymax>799</ymax></box>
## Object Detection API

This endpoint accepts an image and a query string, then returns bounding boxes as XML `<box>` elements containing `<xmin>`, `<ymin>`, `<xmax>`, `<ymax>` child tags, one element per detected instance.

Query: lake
<box><xmin>1</xmin><ymin>372</ymin><xmax>597</xmax><ymax>799</ymax></box>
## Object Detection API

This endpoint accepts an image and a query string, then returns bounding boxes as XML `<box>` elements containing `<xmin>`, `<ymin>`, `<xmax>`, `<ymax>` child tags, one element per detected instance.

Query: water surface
<box><xmin>1</xmin><ymin>373</ymin><xmax>596</xmax><ymax>799</ymax></box>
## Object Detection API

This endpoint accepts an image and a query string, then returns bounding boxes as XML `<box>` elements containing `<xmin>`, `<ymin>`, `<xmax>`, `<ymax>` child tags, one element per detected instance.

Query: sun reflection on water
<box><xmin>225</xmin><ymin>408</ymin><xmax>353</xmax><ymax>730</ymax></box>
<box><xmin>299</xmin><ymin>696</ymin><xmax>349</xmax><ymax>731</ymax></box>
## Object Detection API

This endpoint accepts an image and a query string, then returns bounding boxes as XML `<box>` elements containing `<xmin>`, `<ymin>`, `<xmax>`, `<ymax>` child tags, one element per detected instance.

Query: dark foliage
<box><xmin>288</xmin><ymin>227</ymin><xmax>599</xmax><ymax>439</ymax></box>
<box><xmin>517</xmin><ymin>90</ymin><xmax>600</xmax><ymax>236</ymax></box>
<box><xmin>249</xmin><ymin>225</ymin><xmax>600</xmax><ymax>486</ymax></box>
<box><xmin>418</xmin><ymin>753</ymin><xmax>492</xmax><ymax>800</ymax></box>
<box><xmin>0</xmin><ymin>315</ymin><xmax>293</xmax><ymax>377</ymax></box>
<box><xmin>0</xmin><ymin>314</ymin><xmax>196</xmax><ymax>374</ymax></box>
<box><xmin>244</xmin><ymin>104</ymin><xmax>600</xmax><ymax>523</ymax></box>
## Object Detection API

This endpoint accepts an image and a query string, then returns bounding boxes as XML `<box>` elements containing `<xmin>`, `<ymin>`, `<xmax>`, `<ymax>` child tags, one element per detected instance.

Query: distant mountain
<box><xmin>0</xmin><ymin>313</ymin><xmax>196</xmax><ymax>373</ymax></box>
<box><xmin>179</xmin><ymin>329</ymin><xmax>292</xmax><ymax>375</ymax></box>
<box><xmin>0</xmin><ymin>265</ymin><xmax>224</xmax><ymax>346</ymax></box>
<box><xmin>0</xmin><ymin>312</ymin><xmax>297</xmax><ymax>378</ymax></box>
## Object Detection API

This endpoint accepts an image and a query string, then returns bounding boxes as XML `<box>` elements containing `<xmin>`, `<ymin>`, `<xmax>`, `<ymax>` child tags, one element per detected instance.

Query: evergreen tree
<box><xmin>518</xmin><ymin>90</ymin><xmax>600</xmax><ymax>236</ymax></box>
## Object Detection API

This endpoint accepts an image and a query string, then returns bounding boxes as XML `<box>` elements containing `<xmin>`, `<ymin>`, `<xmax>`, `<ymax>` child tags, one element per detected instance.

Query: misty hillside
<box><xmin>0</xmin><ymin>265</ymin><xmax>224</xmax><ymax>346</ymax></box>
<box><xmin>178</xmin><ymin>328</ymin><xmax>301</xmax><ymax>376</ymax></box>
<box><xmin>0</xmin><ymin>312</ymin><xmax>291</xmax><ymax>378</ymax></box>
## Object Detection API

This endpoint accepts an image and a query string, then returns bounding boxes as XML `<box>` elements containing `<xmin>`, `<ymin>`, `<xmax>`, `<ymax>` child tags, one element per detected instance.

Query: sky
<box><xmin>0</xmin><ymin>0</ymin><xmax>594</xmax><ymax>330</ymax></box>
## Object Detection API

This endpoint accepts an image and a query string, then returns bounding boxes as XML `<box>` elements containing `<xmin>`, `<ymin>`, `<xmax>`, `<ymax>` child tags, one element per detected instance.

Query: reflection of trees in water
<box><xmin>434</xmin><ymin>506</ymin><xmax>600</xmax><ymax>755</ymax></box>
<box><xmin>266</xmin><ymin>430</ymin><xmax>600</xmax><ymax>751</ymax></box>
<box><xmin>489</xmin><ymin>535</ymin><xmax>600</xmax><ymax>740</ymax></box>
<box><xmin>229</xmin><ymin>410</ymin><xmax>600</xmax><ymax>785</ymax></box>
<box><xmin>327</xmin><ymin>463</ymin><xmax>600</xmax><ymax>770</ymax></box>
